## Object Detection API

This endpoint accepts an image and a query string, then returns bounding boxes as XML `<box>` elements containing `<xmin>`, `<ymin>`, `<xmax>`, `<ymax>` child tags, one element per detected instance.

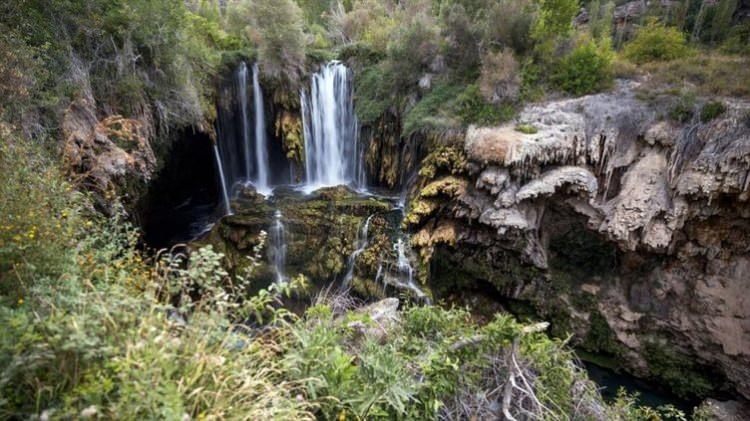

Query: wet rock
<box><xmin>62</xmin><ymin>97</ymin><xmax>156</xmax><ymax>213</ymax></box>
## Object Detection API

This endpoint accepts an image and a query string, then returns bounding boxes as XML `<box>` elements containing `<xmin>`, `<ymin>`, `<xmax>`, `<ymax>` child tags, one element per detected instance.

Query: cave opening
<box><xmin>138</xmin><ymin>129</ymin><xmax>222</xmax><ymax>250</ymax></box>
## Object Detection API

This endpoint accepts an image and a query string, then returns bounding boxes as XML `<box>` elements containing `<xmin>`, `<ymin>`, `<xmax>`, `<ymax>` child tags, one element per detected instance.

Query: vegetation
<box><xmin>623</xmin><ymin>19</ymin><xmax>694</xmax><ymax>64</ymax></box>
<box><xmin>1</xmin><ymin>0</ymin><xmax>749</xmax><ymax>419</ymax></box>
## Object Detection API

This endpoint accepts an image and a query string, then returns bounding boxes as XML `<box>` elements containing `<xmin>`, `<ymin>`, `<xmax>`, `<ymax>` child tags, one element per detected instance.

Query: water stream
<box><xmin>213</xmin><ymin>143</ymin><xmax>232</xmax><ymax>215</ymax></box>
<box><xmin>269</xmin><ymin>210</ymin><xmax>287</xmax><ymax>283</ymax></box>
<box><xmin>343</xmin><ymin>214</ymin><xmax>375</xmax><ymax>285</ymax></box>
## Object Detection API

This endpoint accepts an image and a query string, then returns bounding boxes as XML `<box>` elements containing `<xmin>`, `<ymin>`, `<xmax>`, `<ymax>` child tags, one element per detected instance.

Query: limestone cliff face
<box><xmin>407</xmin><ymin>81</ymin><xmax>750</xmax><ymax>399</ymax></box>
<box><xmin>62</xmin><ymin>96</ymin><xmax>156</xmax><ymax>214</ymax></box>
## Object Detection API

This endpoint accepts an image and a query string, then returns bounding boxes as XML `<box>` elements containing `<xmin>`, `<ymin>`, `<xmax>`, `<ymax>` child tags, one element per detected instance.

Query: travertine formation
<box><xmin>62</xmin><ymin>96</ymin><xmax>156</xmax><ymax>213</ymax></box>
<box><xmin>409</xmin><ymin>81</ymin><xmax>750</xmax><ymax>399</ymax></box>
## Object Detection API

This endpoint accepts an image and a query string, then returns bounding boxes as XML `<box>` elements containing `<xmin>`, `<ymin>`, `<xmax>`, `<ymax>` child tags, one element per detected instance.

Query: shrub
<box><xmin>554</xmin><ymin>37</ymin><xmax>614</xmax><ymax>96</ymax></box>
<box><xmin>722</xmin><ymin>21</ymin><xmax>750</xmax><ymax>55</ymax></box>
<box><xmin>482</xmin><ymin>0</ymin><xmax>535</xmax><ymax>55</ymax></box>
<box><xmin>232</xmin><ymin>0</ymin><xmax>307</xmax><ymax>81</ymax></box>
<box><xmin>700</xmin><ymin>100</ymin><xmax>727</xmax><ymax>122</ymax></box>
<box><xmin>668</xmin><ymin>91</ymin><xmax>696</xmax><ymax>123</ymax></box>
<box><xmin>455</xmin><ymin>84</ymin><xmax>515</xmax><ymax>126</ymax></box>
<box><xmin>478</xmin><ymin>50</ymin><xmax>521</xmax><ymax>103</ymax></box>
<box><xmin>403</xmin><ymin>84</ymin><xmax>464</xmax><ymax>135</ymax></box>
<box><xmin>0</xmin><ymin>133</ymin><xmax>81</xmax><ymax>300</ymax></box>
<box><xmin>354</xmin><ymin>64</ymin><xmax>392</xmax><ymax>124</ymax></box>
<box><xmin>385</xmin><ymin>4</ymin><xmax>441</xmax><ymax>91</ymax></box>
<box><xmin>623</xmin><ymin>19</ymin><xmax>693</xmax><ymax>64</ymax></box>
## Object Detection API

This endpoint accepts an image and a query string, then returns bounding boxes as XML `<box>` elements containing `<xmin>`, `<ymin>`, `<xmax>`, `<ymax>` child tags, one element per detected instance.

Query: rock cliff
<box><xmin>407</xmin><ymin>81</ymin><xmax>750</xmax><ymax>399</ymax></box>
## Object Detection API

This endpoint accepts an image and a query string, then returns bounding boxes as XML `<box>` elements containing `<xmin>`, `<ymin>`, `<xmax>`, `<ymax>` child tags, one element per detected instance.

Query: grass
<box><xmin>636</xmin><ymin>54</ymin><xmax>750</xmax><ymax>99</ymax></box>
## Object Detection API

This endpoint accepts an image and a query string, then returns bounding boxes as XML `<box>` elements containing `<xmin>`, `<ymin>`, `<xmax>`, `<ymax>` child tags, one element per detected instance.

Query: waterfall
<box><xmin>252</xmin><ymin>63</ymin><xmax>271</xmax><ymax>195</ymax></box>
<box><xmin>238</xmin><ymin>62</ymin><xmax>252</xmax><ymax>181</ymax></box>
<box><xmin>342</xmin><ymin>214</ymin><xmax>375</xmax><ymax>285</ymax></box>
<box><xmin>301</xmin><ymin>61</ymin><xmax>365</xmax><ymax>191</ymax></box>
<box><xmin>213</xmin><ymin>144</ymin><xmax>232</xmax><ymax>215</ymax></box>
<box><xmin>235</xmin><ymin>61</ymin><xmax>271</xmax><ymax>195</ymax></box>
<box><xmin>392</xmin><ymin>239</ymin><xmax>429</xmax><ymax>303</ymax></box>
<box><xmin>269</xmin><ymin>210</ymin><xmax>287</xmax><ymax>283</ymax></box>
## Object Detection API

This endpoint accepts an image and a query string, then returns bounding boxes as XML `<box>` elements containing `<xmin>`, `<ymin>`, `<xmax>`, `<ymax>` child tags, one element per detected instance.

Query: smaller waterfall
<box><xmin>392</xmin><ymin>239</ymin><xmax>429</xmax><ymax>302</ymax></box>
<box><xmin>343</xmin><ymin>214</ymin><xmax>375</xmax><ymax>285</ymax></box>
<box><xmin>213</xmin><ymin>144</ymin><xmax>232</xmax><ymax>215</ymax></box>
<box><xmin>269</xmin><ymin>210</ymin><xmax>287</xmax><ymax>283</ymax></box>
<box><xmin>374</xmin><ymin>236</ymin><xmax>430</xmax><ymax>304</ymax></box>
<box><xmin>252</xmin><ymin>63</ymin><xmax>271</xmax><ymax>195</ymax></box>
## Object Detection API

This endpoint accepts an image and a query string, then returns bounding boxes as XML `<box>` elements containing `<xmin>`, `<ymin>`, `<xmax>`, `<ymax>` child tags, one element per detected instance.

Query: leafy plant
<box><xmin>623</xmin><ymin>19</ymin><xmax>694</xmax><ymax>64</ymax></box>
<box><xmin>700</xmin><ymin>100</ymin><xmax>727</xmax><ymax>122</ymax></box>
<box><xmin>554</xmin><ymin>36</ymin><xmax>614</xmax><ymax>96</ymax></box>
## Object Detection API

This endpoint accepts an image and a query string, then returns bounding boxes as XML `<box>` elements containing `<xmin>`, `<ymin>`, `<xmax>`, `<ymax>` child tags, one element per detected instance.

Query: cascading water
<box><xmin>392</xmin><ymin>238</ymin><xmax>429</xmax><ymax>303</ymax></box>
<box><xmin>213</xmin><ymin>143</ymin><xmax>232</xmax><ymax>215</ymax></box>
<box><xmin>342</xmin><ymin>214</ymin><xmax>375</xmax><ymax>285</ymax></box>
<box><xmin>301</xmin><ymin>61</ymin><xmax>366</xmax><ymax>191</ymax></box>
<box><xmin>217</xmin><ymin>61</ymin><xmax>273</xmax><ymax>202</ymax></box>
<box><xmin>252</xmin><ymin>63</ymin><xmax>271</xmax><ymax>195</ymax></box>
<box><xmin>238</xmin><ymin>62</ymin><xmax>252</xmax><ymax>181</ymax></box>
<box><xmin>269</xmin><ymin>210</ymin><xmax>287</xmax><ymax>283</ymax></box>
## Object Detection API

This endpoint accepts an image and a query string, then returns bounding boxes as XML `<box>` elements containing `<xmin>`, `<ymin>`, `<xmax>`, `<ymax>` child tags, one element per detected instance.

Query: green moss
<box><xmin>643</xmin><ymin>342</ymin><xmax>717</xmax><ymax>399</ymax></box>
<box><xmin>514</xmin><ymin>124</ymin><xmax>538</xmax><ymax>134</ymax></box>
<box><xmin>582</xmin><ymin>312</ymin><xmax>623</xmax><ymax>356</ymax></box>
<box><xmin>418</xmin><ymin>146</ymin><xmax>468</xmax><ymax>180</ymax></box>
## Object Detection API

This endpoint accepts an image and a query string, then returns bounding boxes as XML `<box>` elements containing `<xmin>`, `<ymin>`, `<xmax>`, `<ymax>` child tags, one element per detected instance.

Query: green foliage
<box><xmin>403</xmin><ymin>83</ymin><xmax>514</xmax><ymax>135</ymax></box>
<box><xmin>0</xmin><ymin>133</ymin><xmax>81</xmax><ymax>299</ymax></box>
<box><xmin>230</xmin><ymin>0</ymin><xmax>307</xmax><ymax>82</ymax></box>
<box><xmin>404</xmin><ymin>84</ymin><xmax>464</xmax><ymax>135</ymax></box>
<box><xmin>454</xmin><ymin>84</ymin><xmax>515</xmax><ymax>126</ymax></box>
<box><xmin>623</xmin><ymin>19</ymin><xmax>694</xmax><ymax>64</ymax></box>
<box><xmin>385</xmin><ymin>5</ymin><xmax>441</xmax><ymax>92</ymax></box>
<box><xmin>354</xmin><ymin>65</ymin><xmax>392</xmax><ymax>124</ymax></box>
<box><xmin>700</xmin><ymin>100</ymin><xmax>727</xmax><ymax>122</ymax></box>
<box><xmin>722</xmin><ymin>20</ymin><xmax>750</xmax><ymax>55</ymax></box>
<box><xmin>531</xmin><ymin>0</ymin><xmax>580</xmax><ymax>43</ymax></box>
<box><xmin>554</xmin><ymin>37</ymin><xmax>614</xmax><ymax>96</ymax></box>
<box><xmin>668</xmin><ymin>92</ymin><xmax>696</xmax><ymax>123</ymax></box>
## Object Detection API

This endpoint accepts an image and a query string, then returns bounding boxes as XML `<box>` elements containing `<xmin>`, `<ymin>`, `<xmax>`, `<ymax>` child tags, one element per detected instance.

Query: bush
<box><xmin>700</xmin><ymin>100</ymin><xmax>727</xmax><ymax>122</ymax></box>
<box><xmin>482</xmin><ymin>0</ymin><xmax>535</xmax><ymax>55</ymax></box>
<box><xmin>455</xmin><ymin>84</ymin><xmax>515</xmax><ymax>126</ymax></box>
<box><xmin>723</xmin><ymin>21</ymin><xmax>750</xmax><ymax>55</ymax></box>
<box><xmin>478</xmin><ymin>50</ymin><xmax>521</xmax><ymax>103</ymax></box>
<box><xmin>623</xmin><ymin>19</ymin><xmax>693</xmax><ymax>64</ymax></box>
<box><xmin>0</xmin><ymin>132</ymin><xmax>81</xmax><ymax>300</ymax></box>
<box><xmin>385</xmin><ymin>4</ymin><xmax>441</xmax><ymax>91</ymax></box>
<box><xmin>515</xmin><ymin>124</ymin><xmax>538</xmax><ymax>134</ymax></box>
<box><xmin>230</xmin><ymin>0</ymin><xmax>307</xmax><ymax>82</ymax></box>
<box><xmin>668</xmin><ymin>92</ymin><xmax>696</xmax><ymax>123</ymax></box>
<box><xmin>554</xmin><ymin>37</ymin><xmax>614</xmax><ymax>96</ymax></box>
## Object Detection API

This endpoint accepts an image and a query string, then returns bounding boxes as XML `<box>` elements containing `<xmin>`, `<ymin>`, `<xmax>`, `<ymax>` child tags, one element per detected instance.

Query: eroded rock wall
<box><xmin>406</xmin><ymin>81</ymin><xmax>750</xmax><ymax>399</ymax></box>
